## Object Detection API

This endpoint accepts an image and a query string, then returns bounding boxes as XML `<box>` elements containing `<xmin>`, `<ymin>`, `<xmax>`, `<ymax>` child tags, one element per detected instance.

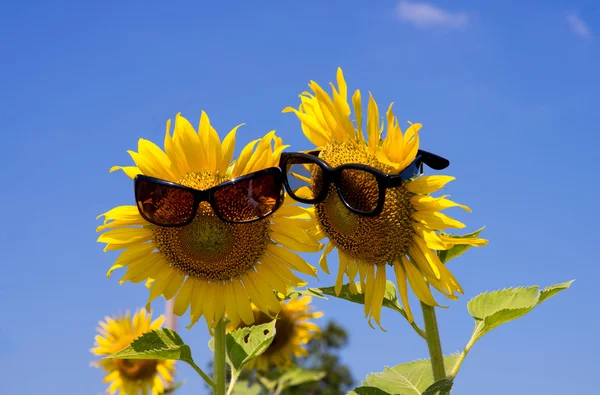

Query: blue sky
<box><xmin>0</xmin><ymin>1</ymin><xmax>598</xmax><ymax>394</ymax></box>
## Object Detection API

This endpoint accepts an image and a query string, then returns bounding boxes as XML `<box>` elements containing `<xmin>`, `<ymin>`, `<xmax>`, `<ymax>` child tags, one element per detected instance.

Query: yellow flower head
<box><xmin>91</xmin><ymin>309</ymin><xmax>175</xmax><ymax>395</ymax></box>
<box><xmin>97</xmin><ymin>113</ymin><xmax>321</xmax><ymax>330</ymax></box>
<box><xmin>284</xmin><ymin>68</ymin><xmax>487</xmax><ymax>328</ymax></box>
<box><xmin>228</xmin><ymin>296</ymin><xmax>322</xmax><ymax>371</ymax></box>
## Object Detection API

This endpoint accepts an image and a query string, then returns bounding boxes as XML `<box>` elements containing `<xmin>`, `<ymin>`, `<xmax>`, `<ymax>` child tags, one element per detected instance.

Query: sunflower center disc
<box><xmin>114</xmin><ymin>358</ymin><xmax>158</xmax><ymax>380</ymax></box>
<box><xmin>153</xmin><ymin>172</ymin><xmax>270</xmax><ymax>282</ymax></box>
<box><xmin>315</xmin><ymin>141</ymin><xmax>415</xmax><ymax>265</ymax></box>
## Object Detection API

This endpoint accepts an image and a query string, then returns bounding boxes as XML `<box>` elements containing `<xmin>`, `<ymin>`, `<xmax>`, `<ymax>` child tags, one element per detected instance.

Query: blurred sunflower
<box><xmin>97</xmin><ymin>113</ymin><xmax>320</xmax><ymax>329</ymax></box>
<box><xmin>91</xmin><ymin>309</ymin><xmax>175</xmax><ymax>395</ymax></box>
<box><xmin>229</xmin><ymin>296</ymin><xmax>322</xmax><ymax>371</ymax></box>
<box><xmin>283</xmin><ymin>68</ymin><xmax>487</xmax><ymax>327</ymax></box>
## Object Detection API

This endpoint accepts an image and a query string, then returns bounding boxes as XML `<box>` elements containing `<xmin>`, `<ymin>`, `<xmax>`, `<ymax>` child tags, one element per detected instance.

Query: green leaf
<box><xmin>349</xmin><ymin>387</ymin><xmax>393</xmax><ymax>395</ymax></box>
<box><xmin>538</xmin><ymin>280</ymin><xmax>574</xmax><ymax>304</ymax></box>
<box><xmin>107</xmin><ymin>328</ymin><xmax>212</xmax><ymax>386</ymax></box>
<box><xmin>437</xmin><ymin>227</ymin><xmax>485</xmax><ymax>264</ymax></box>
<box><xmin>467</xmin><ymin>286</ymin><xmax>539</xmax><ymax>320</ymax></box>
<box><xmin>226</xmin><ymin>320</ymin><xmax>277</xmax><ymax>371</ymax></box>
<box><xmin>231</xmin><ymin>380</ymin><xmax>262</xmax><ymax>395</ymax></box>
<box><xmin>109</xmin><ymin>328</ymin><xmax>194</xmax><ymax>362</ymax></box>
<box><xmin>359</xmin><ymin>354</ymin><xmax>459</xmax><ymax>395</ymax></box>
<box><xmin>314</xmin><ymin>281</ymin><xmax>410</xmax><ymax>321</ymax></box>
<box><xmin>273</xmin><ymin>368</ymin><xmax>326</xmax><ymax>393</ymax></box>
<box><xmin>467</xmin><ymin>280</ymin><xmax>573</xmax><ymax>339</ymax></box>
<box><xmin>421</xmin><ymin>379</ymin><xmax>454</xmax><ymax>395</ymax></box>
<box><xmin>285</xmin><ymin>287</ymin><xmax>327</xmax><ymax>300</ymax></box>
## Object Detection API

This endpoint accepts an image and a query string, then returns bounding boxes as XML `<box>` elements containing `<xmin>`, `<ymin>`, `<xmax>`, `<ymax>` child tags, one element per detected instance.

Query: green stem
<box><xmin>213</xmin><ymin>318</ymin><xmax>227</xmax><ymax>395</ymax></box>
<box><xmin>410</xmin><ymin>320</ymin><xmax>428</xmax><ymax>340</ymax></box>
<box><xmin>447</xmin><ymin>323</ymin><xmax>481</xmax><ymax>380</ymax></box>
<box><xmin>190</xmin><ymin>362</ymin><xmax>215</xmax><ymax>388</ymax></box>
<box><xmin>420</xmin><ymin>302</ymin><xmax>446</xmax><ymax>382</ymax></box>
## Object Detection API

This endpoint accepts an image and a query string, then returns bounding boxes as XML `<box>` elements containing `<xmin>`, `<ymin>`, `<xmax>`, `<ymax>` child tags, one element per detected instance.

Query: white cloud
<box><xmin>396</xmin><ymin>1</ymin><xmax>469</xmax><ymax>30</ymax></box>
<box><xmin>567</xmin><ymin>12</ymin><xmax>591</xmax><ymax>39</ymax></box>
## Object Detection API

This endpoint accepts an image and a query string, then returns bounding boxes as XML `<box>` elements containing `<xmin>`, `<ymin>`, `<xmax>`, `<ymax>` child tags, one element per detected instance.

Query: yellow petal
<box><xmin>220</xmin><ymin>124</ymin><xmax>242</xmax><ymax>173</ymax></box>
<box><xmin>97</xmin><ymin>228</ymin><xmax>153</xmax><ymax>245</ymax></box>
<box><xmin>366</xmin><ymin>93</ymin><xmax>380</xmax><ymax>155</ymax></box>
<box><xmin>173</xmin><ymin>114</ymin><xmax>203</xmax><ymax>173</ymax></box>
<box><xmin>335</xmin><ymin>249</ymin><xmax>348</xmax><ymax>296</ymax></box>
<box><xmin>363</xmin><ymin>264</ymin><xmax>376</xmax><ymax>318</ymax></box>
<box><xmin>270</xmin><ymin>228</ymin><xmax>323</xmax><ymax>253</ymax></box>
<box><xmin>232</xmin><ymin>139</ymin><xmax>260</xmax><ymax>177</ymax></box>
<box><xmin>439</xmin><ymin>234</ymin><xmax>488</xmax><ymax>247</ymax></box>
<box><xmin>370</xmin><ymin>265</ymin><xmax>387</xmax><ymax>330</ymax></box>
<box><xmin>352</xmin><ymin>89</ymin><xmax>364</xmax><ymax>143</ymax></box>
<box><xmin>224</xmin><ymin>281</ymin><xmax>241</xmax><ymax>328</ymax></box>
<box><xmin>393</xmin><ymin>260</ymin><xmax>414</xmax><ymax>322</ymax></box>
<box><xmin>413</xmin><ymin>223</ymin><xmax>448</xmax><ymax>250</ymax></box>
<box><xmin>173</xmin><ymin>278</ymin><xmax>193</xmax><ymax>316</ymax></box>
<box><xmin>255</xmin><ymin>263</ymin><xmax>289</xmax><ymax>295</ymax></box>
<box><xmin>246</xmin><ymin>271</ymin><xmax>281</xmax><ymax>315</ymax></box>
<box><xmin>109</xmin><ymin>165</ymin><xmax>141</xmax><ymax>179</ymax></box>
<box><xmin>136</xmin><ymin>138</ymin><xmax>176</xmax><ymax>181</ymax></box>
<box><xmin>265</xmin><ymin>244</ymin><xmax>317</xmax><ymax>277</ymax></box>
<box><xmin>411</xmin><ymin>195</ymin><xmax>472</xmax><ymax>213</ymax></box>
<box><xmin>232</xmin><ymin>280</ymin><xmax>255</xmax><ymax>325</ymax></box>
<box><xmin>398</xmin><ymin>123</ymin><xmax>420</xmax><ymax>169</ymax></box>
<box><xmin>318</xmin><ymin>242</ymin><xmax>335</xmax><ymax>274</ymax></box>
<box><xmin>403</xmin><ymin>257</ymin><xmax>439</xmax><ymax>307</ymax></box>
<box><xmin>198</xmin><ymin>111</ymin><xmax>221</xmax><ymax>173</ymax></box>
<box><xmin>406</xmin><ymin>175</ymin><xmax>455</xmax><ymax>194</ymax></box>
<box><xmin>413</xmin><ymin>211</ymin><xmax>466</xmax><ymax>230</ymax></box>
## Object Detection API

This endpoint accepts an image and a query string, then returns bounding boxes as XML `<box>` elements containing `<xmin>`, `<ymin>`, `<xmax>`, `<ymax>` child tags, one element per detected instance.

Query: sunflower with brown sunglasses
<box><xmin>283</xmin><ymin>68</ymin><xmax>488</xmax><ymax>327</ymax></box>
<box><xmin>96</xmin><ymin>112</ymin><xmax>321</xmax><ymax>330</ymax></box>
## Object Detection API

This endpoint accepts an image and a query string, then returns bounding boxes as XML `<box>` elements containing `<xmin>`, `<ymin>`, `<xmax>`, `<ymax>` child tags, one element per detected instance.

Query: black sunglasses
<box><xmin>279</xmin><ymin>149</ymin><xmax>449</xmax><ymax>217</ymax></box>
<box><xmin>134</xmin><ymin>167</ymin><xmax>285</xmax><ymax>226</ymax></box>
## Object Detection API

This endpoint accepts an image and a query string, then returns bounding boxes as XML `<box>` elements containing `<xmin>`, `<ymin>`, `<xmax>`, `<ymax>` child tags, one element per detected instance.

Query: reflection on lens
<box><xmin>286</xmin><ymin>162</ymin><xmax>323</xmax><ymax>201</ymax></box>
<box><xmin>337</xmin><ymin>169</ymin><xmax>379</xmax><ymax>213</ymax></box>
<box><xmin>136</xmin><ymin>180</ymin><xmax>195</xmax><ymax>226</ymax></box>
<box><xmin>213</xmin><ymin>173</ymin><xmax>281</xmax><ymax>222</ymax></box>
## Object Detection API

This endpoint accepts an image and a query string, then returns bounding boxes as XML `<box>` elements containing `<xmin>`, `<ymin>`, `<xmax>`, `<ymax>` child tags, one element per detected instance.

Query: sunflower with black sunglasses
<box><xmin>283</xmin><ymin>68</ymin><xmax>487</xmax><ymax>327</ymax></box>
<box><xmin>97</xmin><ymin>112</ymin><xmax>321</xmax><ymax>330</ymax></box>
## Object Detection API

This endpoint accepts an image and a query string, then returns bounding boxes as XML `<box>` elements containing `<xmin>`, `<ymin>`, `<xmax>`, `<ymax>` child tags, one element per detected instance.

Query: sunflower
<box><xmin>228</xmin><ymin>296</ymin><xmax>322</xmax><ymax>371</ymax></box>
<box><xmin>283</xmin><ymin>68</ymin><xmax>487</xmax><ymax>328</ymax></box>
<box><xmin>97</xmin><ymin>112</ymin><xmax>321</xmax><ymax>330</ymax></box>
<box><xmin>91</xmin><ymin>309</ymin><xmax>175</xmax><ymax>395</ymax></box>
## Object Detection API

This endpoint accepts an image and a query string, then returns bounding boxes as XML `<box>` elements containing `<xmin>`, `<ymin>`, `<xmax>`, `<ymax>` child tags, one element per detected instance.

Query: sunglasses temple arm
<box><xmin>417</xmin><ymin>149</ymin><xmax>450</xmax><ymax>170</ymax></box>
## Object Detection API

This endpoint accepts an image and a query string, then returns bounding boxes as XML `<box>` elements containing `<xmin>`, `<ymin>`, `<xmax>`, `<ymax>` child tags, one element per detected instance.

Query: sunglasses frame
<box><xmin>279</xmin><ymin>149</ymin><xmax>450</xmax><ymax>217</ymax></box>
<box><xmin>134</xmin><ymin>167</ymin><xmax>285</xmax><ymax>227</ymax></box>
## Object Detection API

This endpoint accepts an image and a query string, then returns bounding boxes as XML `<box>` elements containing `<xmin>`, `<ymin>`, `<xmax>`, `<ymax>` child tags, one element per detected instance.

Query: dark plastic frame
<box><xmin>134</xmin><ymin>167</ymin><xmax>285</xmax><ymax>226</ymax></box>
<box><xmin>279</xmin><ymin>149</ymin><xmax>449</xmax><ymax>217</ymax></box>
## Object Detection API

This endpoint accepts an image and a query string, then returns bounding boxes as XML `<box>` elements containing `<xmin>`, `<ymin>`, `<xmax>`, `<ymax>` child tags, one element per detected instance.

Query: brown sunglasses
<box><xmin>134</xmin><ymin>167</ymin><xmax>284</xmax><ymax>226</ymax></box>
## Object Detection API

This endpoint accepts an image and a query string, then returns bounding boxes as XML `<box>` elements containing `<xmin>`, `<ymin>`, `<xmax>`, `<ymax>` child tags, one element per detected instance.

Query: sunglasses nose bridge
<box><xmin>194</xmin><ymin>189</ymin><xmax>211</xmax><ymax>204</ymax></box>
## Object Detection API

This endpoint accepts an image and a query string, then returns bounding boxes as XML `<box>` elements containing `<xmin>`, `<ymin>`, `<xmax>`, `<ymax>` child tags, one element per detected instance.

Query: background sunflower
<box><xmin>229</xmin><ymin>296</ymin><xmax>323</xmax><ymax>371</ymax></box>
<box><xmin>97</xmin><ymin>113</ymin><xmax>321</xmax><ymax>330</ymax></box>
<box><xmin>91</xmin><ymin>309</ymin><xmax>175</xmax><ymax>395</ymax></box>
<box><xmin>284</xmin><ymin>68</ymin><xmax>487</xmax><ymax>327</ymax></box>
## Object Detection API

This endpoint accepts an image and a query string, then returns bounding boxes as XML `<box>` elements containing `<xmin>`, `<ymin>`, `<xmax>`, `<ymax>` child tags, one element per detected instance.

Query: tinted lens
<box><xmin>213</xmin><ymin>173</ymin><xmax>282</xmax><ymax>222</ymax></box>
<box><xmin>285</xmin><ymin>159</ymin><xmax>324</xmax><ymax>201</ymax></box>
<box><xmin>136</xmin><ymin>179</ymin><xmax>195</xmax><ymax>226</ymax></box>
<box><xmin>337</xmin><ymin>168</ymin><xmax>380</xmax><ymax>213</ymax></box>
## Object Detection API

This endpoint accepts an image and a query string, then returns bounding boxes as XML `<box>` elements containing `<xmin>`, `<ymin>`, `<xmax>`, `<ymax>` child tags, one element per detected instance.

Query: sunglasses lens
<box><xmin>337</xmin><ymin>169</ymin><xmax>380</xmax><ymax>213</ymax></box>
<box><xmin>213</xmin><ymin>172</ymin><xmax>282</xmax><ymax>222</ymax></box>
<box><xmin>136</xmin><ymin>179</ymin><xmax>195</xmax><ymax>226</ymax></box>
<box><xmin>285</xmin><ymin>160</ymin><xmax>323</xmax><ymax>202</ymax></box>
